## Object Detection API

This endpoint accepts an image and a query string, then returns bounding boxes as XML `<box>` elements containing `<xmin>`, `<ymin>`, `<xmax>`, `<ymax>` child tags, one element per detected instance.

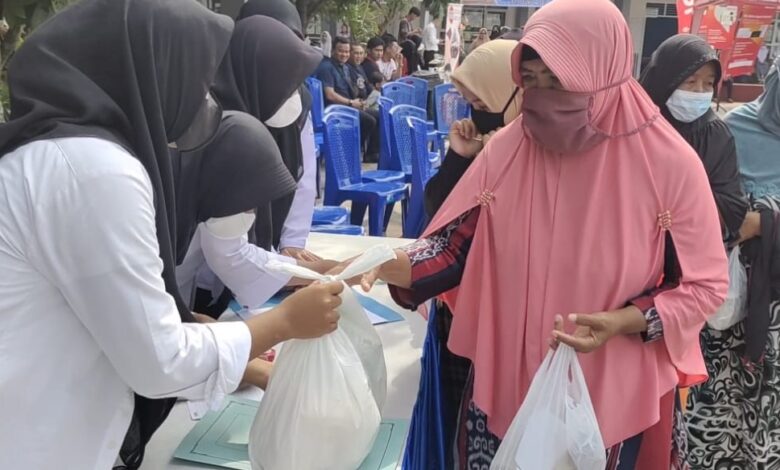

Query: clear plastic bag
<box><xmin>707</xmin><ymin>245</ymin><xmax>747</xmax><ymax>331</ymax></box>
<box><xmin>248</xmin><ymin>246</ymin><xmax>395</xmax><ymax>470</ymax></box>
<box><xmin>491</xmin><ymin>345</ymin><xmax>606</xmax><ymax>470</ymax></box>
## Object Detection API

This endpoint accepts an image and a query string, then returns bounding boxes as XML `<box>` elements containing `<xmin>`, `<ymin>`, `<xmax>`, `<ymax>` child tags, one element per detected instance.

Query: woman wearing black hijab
<box><xmin>175</xmin><ymin>112</ymin><xmax>338</xmax><ymax>316</ymax></box>
<box><xmin>640</xmin><ymin>34</ymin><xmax>750</xmax><ymax>241</ymax></box>
<box><xmin>215</xmin><ymin>14</ymin><xmax>322</xmax><ymax>263</ymax></box>
<box><xmin>0</xmin><ymin>1</ymin><xmax>342</xmax><ymax>468</ymax></box>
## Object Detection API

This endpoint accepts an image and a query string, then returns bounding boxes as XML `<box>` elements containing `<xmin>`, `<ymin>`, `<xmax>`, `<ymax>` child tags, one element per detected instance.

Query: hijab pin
<box><xmin>477</xmin><ymin>190</ymin><xmax>495</xmax><ymax>206</ymax></box>
<box><xmin>657</xmin><ymin>210</ymin><xmax>672</xmax><ymax>231</ymax></box>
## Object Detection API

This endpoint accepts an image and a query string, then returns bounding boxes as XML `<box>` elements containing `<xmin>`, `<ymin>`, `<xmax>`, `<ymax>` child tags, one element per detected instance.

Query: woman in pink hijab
<box><xmin>343</xmin><ymin>0</ymin><xmax>728</xmax><ymax>467</ymax></box>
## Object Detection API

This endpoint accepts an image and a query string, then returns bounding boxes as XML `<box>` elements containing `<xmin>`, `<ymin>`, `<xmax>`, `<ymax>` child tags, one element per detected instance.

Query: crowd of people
<box><xmin>2</xmin><ymin>0</ymin><xmax>780</xmax><ymax>469</ymax></box>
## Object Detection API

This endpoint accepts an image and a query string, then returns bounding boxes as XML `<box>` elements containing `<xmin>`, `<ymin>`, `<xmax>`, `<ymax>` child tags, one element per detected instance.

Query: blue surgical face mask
<box><xmin>665</xmin><ymin>89</ymin><xmax>713</xmax><ymax>123</ymax></box>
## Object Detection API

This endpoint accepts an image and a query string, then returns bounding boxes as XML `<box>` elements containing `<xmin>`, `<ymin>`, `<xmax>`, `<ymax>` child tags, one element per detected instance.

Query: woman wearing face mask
<box><xmin>680</xmin><ymin>57</ymin><xmax>780</xmax><ymax>469</ymax></box>
<box><xmin>203</xmin><ymin>16</ymin><xmax>323</xmax><ymax>313</ymax></box>
<box><xmin>640</xmin><ymin>34</ymin><xmax>750</xmax><ymax>243</ymax></box>
<box><xmin>236</xmin><ymin>0</ymin><xmax>321</xmax><ymax>265</ymax></box>
<box><xmin>0</xmin><ymin>1</ymin><xmax>343</xmax><ymax>469</ymax></box>
<box><xmin>425</xmin><ymin>39</ymin><xmax>521</xmax><ymax>217</ymax></box>
<box><xmin>335</xmin><ymin>0</ymin><xmax>728</xmax><ymax>467</ymax></box>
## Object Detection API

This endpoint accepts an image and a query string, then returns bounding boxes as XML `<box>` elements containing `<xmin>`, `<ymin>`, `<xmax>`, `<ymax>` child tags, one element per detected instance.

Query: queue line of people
<box><xmin>1</xmin><ymin>0</ymin><xmax>780</xmax><ymax>468</ymax></box>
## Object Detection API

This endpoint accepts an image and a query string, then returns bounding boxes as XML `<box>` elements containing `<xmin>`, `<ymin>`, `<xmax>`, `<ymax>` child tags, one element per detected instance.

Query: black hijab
<box><xmin>401</xmin><ymin>39</ymin><xmax>421</xmax><ymax>74</ymax></box>
<box><xmin>0</xmin><ymin>0</ymin><xmax>234</xmax><ymax>467</ymax></box>
<box><xmin>640</xmin><ymin>34</ymin><xmax>747</xmax><ymax>238</ymax></box>
<box><xmin>213</xmin><ymin>15</ymin><xmax>321</xmax><ymax>248</ymax></box>
<box><xmin>174</xmin><ymin>111</ymin><xmax>297</xmax><ymax>264</ymax></box>
<box><xmin>237</xmin><ymin>0</ymin><xmax>304</xmax><ymax>39</ymax></box>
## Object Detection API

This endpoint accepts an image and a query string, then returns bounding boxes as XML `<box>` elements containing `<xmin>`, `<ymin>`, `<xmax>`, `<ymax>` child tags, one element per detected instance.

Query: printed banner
<box><xmin>444</xmin><ymin>3</ymin><xmax>464</xmax><ymax>72</ymax></box>
<box><xmin>726</xmin><ymin>4</ymin><xmax>776</xmax><ymax>76</ymax></box>
<box><xmin>697</xmin><ymin>4</ymin><xmax>739</xmax><ymax>49</ymax></box>
<box><xmin>677</xmin><ymin>0</ymin><xmax>696</xmax><ymax>33</ymax></box>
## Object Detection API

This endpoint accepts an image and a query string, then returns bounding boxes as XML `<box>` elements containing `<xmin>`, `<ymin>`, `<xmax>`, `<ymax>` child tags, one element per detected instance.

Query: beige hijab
<box><xmin>451</xmin><ymin>39</ymin><xmax>521</xmax><ymax>124</ymax></box>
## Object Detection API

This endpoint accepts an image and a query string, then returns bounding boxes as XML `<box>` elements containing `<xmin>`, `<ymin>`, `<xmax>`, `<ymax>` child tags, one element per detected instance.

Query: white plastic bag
<box><xmin>248</xmin><ymin>245</ymin><xmax>395</xmax><ymax>470</ymax></box>
<box><xmin>707</xmin><ymin>245</ymin><xmax>748</xmax><ymax>330</ymax></box>
<box><xmin>491</xmin><ymin>345</ymin><xmax>606</xmax><ymax>470</ymax></box>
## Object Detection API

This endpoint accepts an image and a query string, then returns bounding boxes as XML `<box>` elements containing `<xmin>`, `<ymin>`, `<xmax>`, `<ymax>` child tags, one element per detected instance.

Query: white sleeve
<box><xmin>199</xmin><ymin>224</ymin><xmax>297</xmax><ymax>309</ymax></box>
<box><xmin>32</xmin><ymin>166</ymin><xmax>250</xmax><ymax>408</ymax></box>
<box><xmin>280</xmin><ymin>114</ymin><xmax>317</xmax><ymax>250</ymax></box>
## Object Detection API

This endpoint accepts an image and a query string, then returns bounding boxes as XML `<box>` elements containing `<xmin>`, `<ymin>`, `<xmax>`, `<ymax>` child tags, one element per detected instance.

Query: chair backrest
<box><xmin>322</xmin><ymin>112</ymin><xmax>362</xmax><ymax>203</ymax></box>
<box><xmin>306</xmin><ymin>77</ymin><xmax>325</xmax><ymax>133</ymax></box>
<box><xmin>405</xmin><ymin>116</ymin><xmax>437</xmax><ymax>238</ymax></box>
<box><xmin>377</xmin><ymin>96</ymin><xmax>394</xmax><ymax>170</ymax></box>
<box><xmin>389</xmin><ymin>104</ymin><xmax>427</xmax><ymax>175</ymax></box>
<box><xmin>434</xmin><ymin>83</ymin><xmax>470</xmax><ymax>133</ymax></box>
<box><xmin>398</xmin><ymin>76</ymin><xmax>428</xmax><ymax>110</ymax></box>
<box><xmin>324</xmin><ymin>104</ymin><xmax>359</xmax><ymax>120</ymax></box>
<box><xmin>381</xmin><ymin>82</ymin><xmax>415</xmax><ymax>106</ymax></box>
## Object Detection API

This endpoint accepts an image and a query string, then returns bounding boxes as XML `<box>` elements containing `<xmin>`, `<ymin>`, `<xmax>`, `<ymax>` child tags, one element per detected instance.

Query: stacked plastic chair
<box><xmin>433</xmin><ymin>83</ymin><xmax>470</xmax><ymax>157</ymax></box>
<box><xmin>377</xmin><ymin>96</ymin><xmax>397</xmax><ymax>172</ymax></box>
<box><xmin>325</xmin><ymin>105</ymin><xmax>404</xmax><ymax>184</ymax></box>
<box><xmin>305</xmin><ymin>77</ymin><xmax>326</xmax><ymax>197</ymax></box>
<box><xmin>322</xmin><ymin>112</ymin><xmax>408</xmax><ymax>236</ymax></box>
<box><xmin>389</xmin><ymin>105</ymin><xmax>432</xmax><ymax>183</ymax></box>
<box><xmin>403</xmin><ymin>117</ymin><xmax>439</xmax><ymax>239</ymax></box>
<box><xmin>398</xmin><ymin>76</ymin><xmax>429</xmax><ymax>111</ymax></box>
<box><xmin>310</xmin><ymin>206</ymin><xmax>365</xmax><ymax>236</ymax></box>
<box><xmin>381</xmin><ymin>81</ymin><xmax>415</xmax><ymax>106</ymax></box>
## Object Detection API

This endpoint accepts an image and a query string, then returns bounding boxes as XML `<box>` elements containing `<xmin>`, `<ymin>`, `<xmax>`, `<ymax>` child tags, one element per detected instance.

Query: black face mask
<box><xmin>470</xmin><ymin>87</ymin><xmax>519</xmax><ymax>135</ymax></box>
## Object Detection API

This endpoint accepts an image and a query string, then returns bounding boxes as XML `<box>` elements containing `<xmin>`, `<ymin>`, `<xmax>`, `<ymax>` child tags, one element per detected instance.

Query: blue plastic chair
<box><xmin>382</xmin><ymin>82</ymin><xmax>415</xmax><ymax>106</ymax></box>
<box><xmin>389</xmin><ymin>105</ymin><xmax>428</xmax><ymax>181</ymax></box>
<box><xmin>312</xmin><ymin>206</ymin><xmax>349</xmax><ymax>226</ymax></box>
<box><xmin>403</xmin><ymin>117</ymin><xmax>439</xmax><ymax>238</ymax></box>
<box><xmin>305</xmin><ymin>77</ymin><xmax>326</xmax><ymax>196</ymax></box>
<box><xmin>433</xmin><ymin>83</ymin><xmax>470</xmax><ymax>157</ymax></box>
<box><xmin>377</xmin><ymin>96</ymin><xmax>395</xmax><ymax>172</ymax></box>
<box><xmin>322</xmin><ymin>112</ymin><xmax>408</xmax><ymax>236</ymax></box>
<box><xmin>310</xmin><ymin>224</ymin><xmax>365</xmax><ymax>236</ymax></box>
<box><xmin>325</xmin><ymin>107</ymin><xmax>404</xmax><ymax>184</ymax></box>
<box><xmin>398</xmin><ymin>76</ymin><xmax>429</xmax><ymax>110</ymax></box>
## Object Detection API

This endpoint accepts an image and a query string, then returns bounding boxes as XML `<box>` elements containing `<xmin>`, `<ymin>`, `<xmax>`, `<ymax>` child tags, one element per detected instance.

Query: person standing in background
<box><xmin>399</xmin><ymin>6</ymin><xmax>421</xmax><ymax>43</ymax></box>
<box><xmin>422</xmin><ymin>11</ymin><xmax>440</xmax><ymax>69</ymax></box>
<box><xmin>469</xmin><ymin>27</ymin><xmax>490</xmax><ymax>53</ymax></box>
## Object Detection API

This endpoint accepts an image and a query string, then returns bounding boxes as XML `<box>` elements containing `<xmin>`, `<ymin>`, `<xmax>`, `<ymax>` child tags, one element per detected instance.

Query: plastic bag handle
<box><xmin>265</xmin><ymin>245</ymin><xmax>397</xmax><ymax>282</ymax></box>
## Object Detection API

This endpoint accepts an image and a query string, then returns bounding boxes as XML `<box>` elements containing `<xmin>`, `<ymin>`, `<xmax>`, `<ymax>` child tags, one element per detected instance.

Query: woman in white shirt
<box><xmin>174</xmin><ymin>111</ymin><xmax>337</xmax><ymax>312</ymax></box>
<box><xmin>0</xmin><ymin>1</ymin><xmax>342</xmax><ymax>469</ymax></box>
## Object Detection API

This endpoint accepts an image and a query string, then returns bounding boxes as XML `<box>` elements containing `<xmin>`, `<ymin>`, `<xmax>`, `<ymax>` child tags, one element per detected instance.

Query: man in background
<box><xmin>362</xmin><ymin>36</ymin><xmax>384</xmax><ymax>80</ymax></box>
<box><xmin>315</xmin><ymin>36</ymin><xmax>380</xmax><ymax>162</ymax></box>
<box><xmin>399</xmin><ymin>7</ymin><xmax>421</xmax><ymax>43</ymax></box>
<box><xmin>422</xmin><ymin>11</ymin><xmax>440</xmax><ymax>69</ymax></box>
<box><xmin>349</xmin><ymin>42</ymin><xmax>370</xmax><ymax>100</ymax></box>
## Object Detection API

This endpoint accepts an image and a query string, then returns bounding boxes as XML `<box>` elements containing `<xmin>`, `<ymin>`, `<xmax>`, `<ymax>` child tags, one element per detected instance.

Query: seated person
<box><xmin>315</xmin><ymin>36</ymin><xmax>380</xmax><ymax>163</ymax></box>
<box><xmin>349</xmin><ymin>41</ymin><xmax>370</xmax><ymax>100</ymax></box>
<box><xmin>363</xmin><ymin>36</ymin><xmax>384</xmax><ymax>80</ymax></box>
<box><xmin>365</xmin><ymin>71</ymin><xmax>384</xmax><ymax>112</ymax></box>
<box><xmin>378</xmin><ymin>34</ymin><xmax>402</xmax><ymax>81</ymax></box>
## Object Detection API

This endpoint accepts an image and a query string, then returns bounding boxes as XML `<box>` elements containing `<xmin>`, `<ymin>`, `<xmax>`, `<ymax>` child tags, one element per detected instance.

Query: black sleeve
<box><xmin>424</xmin><ymin>148</ymin><xmax>474</xmax><ymax>217</ymax></box>
<box><xmin>697</xmin><ymin>120</ymin><xmax>749</xmax><ymax>240</ymax></box>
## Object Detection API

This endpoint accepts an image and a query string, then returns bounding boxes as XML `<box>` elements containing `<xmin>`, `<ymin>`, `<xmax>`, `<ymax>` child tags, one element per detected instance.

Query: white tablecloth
<box><xmin>140</xmin><ymin>234</ymin><xmax>424</xmax><ymax>470</ymax></box>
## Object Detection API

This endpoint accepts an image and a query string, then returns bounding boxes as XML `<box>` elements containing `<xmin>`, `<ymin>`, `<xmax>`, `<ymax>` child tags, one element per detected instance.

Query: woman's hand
<box><xmin>550</xmin><ymin>306</ymin><xmax>646</xmax><ymax>353</ymax></box>
<box><xmin>550</xmin><ymin>313</ymin><xmax>620</xmax><ymax>353</ymax></box>
<box><xmin>449</xmin><ymin>120</ymin><xmax>498</xmax><ymax>158</ymax></box>
<box><xmin>276</xmin><ymin>282</ymin><xmax>343</xmax><ymax>339</ymax></box>
<box><xmin>737</xmin><ymin>211</ymin><xmax>761</xmax><ymax>244</ymax></box>
<box><xmin>281</xmin><ymin>247</ymin><xmax>322</xmax><ymax>262</ymax></box>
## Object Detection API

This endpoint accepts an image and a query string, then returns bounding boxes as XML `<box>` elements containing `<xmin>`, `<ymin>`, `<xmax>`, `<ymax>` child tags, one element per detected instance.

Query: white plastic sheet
<box><xmin>707</xmin><ymin>245</ymin><xmax>747</xmax><ymax>330</ymax></box>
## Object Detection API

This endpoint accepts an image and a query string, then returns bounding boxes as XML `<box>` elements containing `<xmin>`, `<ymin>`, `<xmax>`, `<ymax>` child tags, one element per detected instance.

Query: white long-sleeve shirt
<box><xmin>177</xmin><ymin>225</ymin><xmax>295</xmax><ymax>310</ymax></box>
<box><xmin>0</xmin><ymin>137</ymin><xmax>251</xmax><ymax>469</ymax></box>
<box><xmin>423</xmin><ymin>22</ymin><xmax>439</xmax><ymax>51</ymax></box>
<box><xmin>279</xmin><ymin>114</ymin><xmax>317</xmax><ymax>250</ymax></box>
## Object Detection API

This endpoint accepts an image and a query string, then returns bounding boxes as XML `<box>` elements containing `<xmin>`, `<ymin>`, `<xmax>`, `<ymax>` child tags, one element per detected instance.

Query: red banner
<box><xmin>697</xmin><ymin>4</ymin><xmax>740</xmax><ymax>49</ymax></box>
<box><xmin>725</xmin><ymin>4</ymin><xmax>776</xmax><ymax>76</ymax></box>
<box><xmin>677</xmin><ymin>0</ymin><xmax>696</xmax><ymax>33</ymax></box>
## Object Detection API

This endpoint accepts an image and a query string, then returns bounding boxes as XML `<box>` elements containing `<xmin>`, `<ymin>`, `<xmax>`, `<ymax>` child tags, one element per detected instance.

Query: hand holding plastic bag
<box><xmin>248</xmin><ymin>246</ymin><xmax>395</xmax><ymax>470</ymax></box>
<box><xmin>491</xmin><ymin>345</ymin><xmax>606</xmax><ymax>470</ymax></box>
<box><xmin>707</xmin><ymin>245</ymin><xmax>747</xmax><ymax>330</ymax></box>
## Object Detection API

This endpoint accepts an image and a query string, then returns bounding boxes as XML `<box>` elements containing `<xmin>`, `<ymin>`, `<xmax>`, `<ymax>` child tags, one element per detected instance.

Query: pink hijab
<box><xmin>425</xmin><ymin>0</ymin><xmax>727</xmax><ymax>447</ymax></box>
